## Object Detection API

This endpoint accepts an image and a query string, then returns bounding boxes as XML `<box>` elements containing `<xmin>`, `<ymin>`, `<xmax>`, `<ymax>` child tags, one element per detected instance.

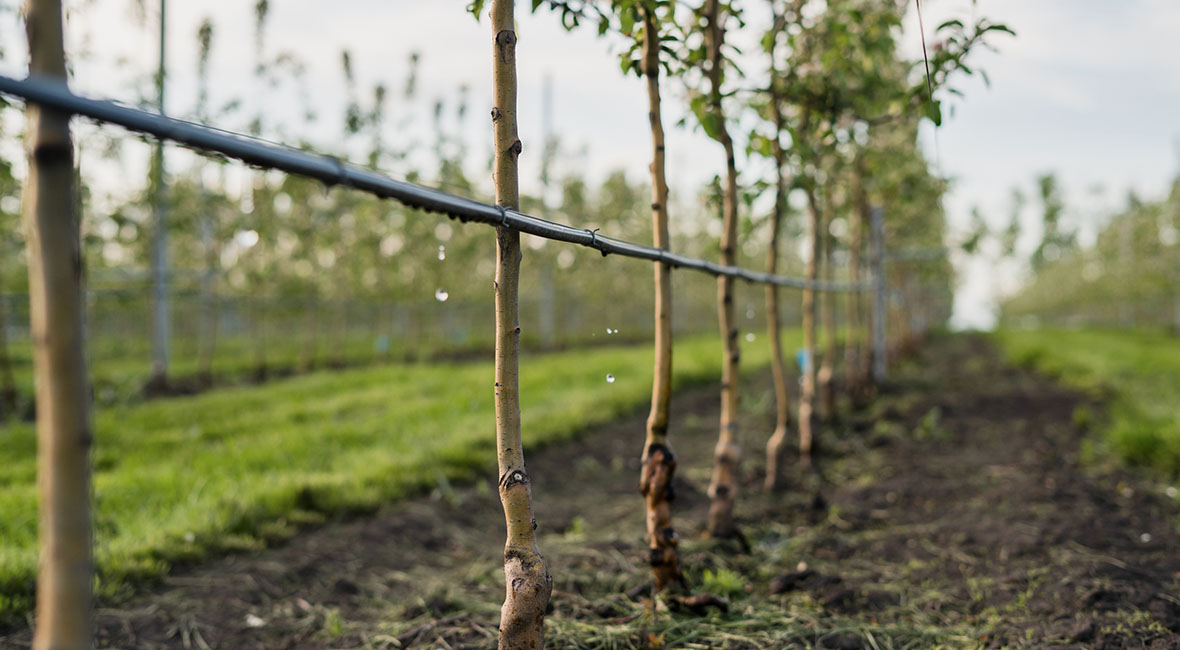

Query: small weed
<box><xmin>700</xmin><ymin>568</ymin><xmax>746</xmax><ymax>599</ymax></box>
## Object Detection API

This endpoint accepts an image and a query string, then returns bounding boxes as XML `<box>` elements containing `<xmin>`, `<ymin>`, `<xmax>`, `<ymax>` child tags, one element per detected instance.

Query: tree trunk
<box><xmin>490</xmin><ymin>2</ymin><xmax>551</xmax><ymax>648</ymax></box>
<box><xmin>638</xmin><ymin>6</ymin><xmax>685</xmax><ymax>593</ymax></box>
<box><xmin>763</xmin><ymin>8</ymin><xmax>792</xmax><ymax>491</ymax></box>
<box><xmin>703</xmin><ymin>0</ymin><xmax>742</xmax><ymax>541</ymax></box>
<box><xmin>818</xmin><ymin>190</ymin><xmax>837</xmax><ymax>422</ymax></box>
<box><xmin>23</xmin><ymin>1</ymin><xmax>94</xmax><ymax>647</ymax></box>
<box><xmin>799</xmin><ymin>185</ymin><xmax>822</xmax><ymax>464</ymax></box>
<box><xmin>846</xmin><ymin>158</ymin><xmax>867</xmax><ymax>402</ymax></box>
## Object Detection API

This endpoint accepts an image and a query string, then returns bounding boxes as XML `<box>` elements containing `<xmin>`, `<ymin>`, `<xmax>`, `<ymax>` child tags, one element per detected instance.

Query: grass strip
<box><xmin>993</xmin><ymin>328</ymin><xmax>1180</xmax><ymax>478</ymax></box>
<box><xmin>0</xmin><ymin>330</ymin><xmax>798</xmax><ymax>622</ymax></box>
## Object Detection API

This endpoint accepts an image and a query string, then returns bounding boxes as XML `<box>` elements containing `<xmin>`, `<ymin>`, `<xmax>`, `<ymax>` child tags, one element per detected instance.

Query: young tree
<box><xmin>486</xmin><ymin>1</ymin><xmax>552</xmax><ymax>647</ymax></box>
<box><xmin>697</xmin><ymin>0</ymin><xmax>744</xmax><ymax>541</ymax></box>
<box><xmin>758</xmin><ymin>0</ymin><xmax>793</xmax><ymax>491</ymax></box>
<box><xmin>634</xmin><ymin>0</ymin><xmax>687</xmax><ymax>593</ymax></box>
<box><xmin>23</xmin><ymin>0</ymin><xmax>94</xmax><ymax>647</ymax></box>
<box><xmin>799</xmin><ymin>173</ymin><xmax>822</xmax><ymax>463</ymax></box>
<box><xmin>817</xmin><ymin>184</ymin><xmax>838</xmax><ymax>421</ymax></box>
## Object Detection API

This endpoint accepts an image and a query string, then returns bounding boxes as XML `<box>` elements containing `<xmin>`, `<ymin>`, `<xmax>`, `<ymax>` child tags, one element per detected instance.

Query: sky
<box><xmin>1</xmin><ymin>0</ymin><xmax>1178</xmax><ymax>329</ymax></box>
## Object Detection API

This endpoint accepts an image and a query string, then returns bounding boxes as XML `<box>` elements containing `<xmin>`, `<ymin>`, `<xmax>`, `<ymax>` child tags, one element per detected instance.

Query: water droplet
<box><xmin>606</xmin><ymin>327</ymin><xmax>617</xmax><ymax>335</ymax></box>
<box><xmin>1140</xmin><ymin>532</ymin><xmax>1153</xmax><ymax>543</ymax></box>
<box><xmin>1167</xmin><ymin>486</ymin><xmax>1178</xmax><ymax>499</ymax></box>
<box><xmin>605</xmin><ymin>373</ymin><xmax>615</xmax><ymax>383</ymax></box>
<box><xmin>437</xmin><ymin>245</ymin><xmax>446</xmax><ymax>261</ymax></box>
<box><xmin>435</xmin><ymin>288</ymin><xmax>449</xmax><ymax>302</ymax></box>
<box><xmin>745</xmin><ymin>333</ymin><xmax>756</xmax><ymax>342</ymax></box>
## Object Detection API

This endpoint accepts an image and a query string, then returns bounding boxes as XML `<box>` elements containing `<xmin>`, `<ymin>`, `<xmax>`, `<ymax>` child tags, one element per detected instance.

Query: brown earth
<box><xmin>2</xmin><ymin>333</ymin><xmax>1179</xmax><ymax>649</ymax></box>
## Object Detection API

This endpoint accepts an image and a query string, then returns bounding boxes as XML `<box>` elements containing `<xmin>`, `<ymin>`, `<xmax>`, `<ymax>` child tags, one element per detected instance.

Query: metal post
<box><xmin>871</xmin><ymin>206</ymin><xmax>886</xmax><ymax>383</ymax></box>
<box><xmin>150</xmin><ymin>0</ymin><xmax>170</xmax><ymax>385</ymax></box>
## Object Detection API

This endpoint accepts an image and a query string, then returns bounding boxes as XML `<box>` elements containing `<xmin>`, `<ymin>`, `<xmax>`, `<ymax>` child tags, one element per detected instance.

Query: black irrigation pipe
<box><xmin>0</xmin><ymin>73</ymin><xmax>870</xmax><ymax>293</ymax></box>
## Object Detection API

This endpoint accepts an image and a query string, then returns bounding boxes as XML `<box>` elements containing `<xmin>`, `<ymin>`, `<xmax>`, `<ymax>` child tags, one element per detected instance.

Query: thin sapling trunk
<box><xmin>639</xmin><ymin>6</ymin><xmax>686</xmax><ymax>593</ymax></box>
<box><xmin>799</xmin><ymin>182</ymin><xmax>822</xmax><ymax>464</ymax></box>
<box><xmin>702</xmin><ymin>0</ymin><xmax>743</xmax><ymax>542</ymax></box>
<box><xmin>490</xmin><ymin>2</ymin><xmax>551</xmax><ymax>648</ymax></box>
<box><xmin>24</xmin><ymin>0</ymin><xmax>94</xmax><ymax>647</ymax></box>
<box><xmin>763</xmin><ymin>2</ymin><xmax>792</xmax><ymax>491</ymax></box>
<box><xmin>818</xmin><ymin>190</ymin><xmax>837</xmax><ymax>421</ymax></box>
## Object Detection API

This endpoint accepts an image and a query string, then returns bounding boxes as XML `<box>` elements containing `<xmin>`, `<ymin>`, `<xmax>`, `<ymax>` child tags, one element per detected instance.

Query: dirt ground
<box><xmin>3</xmin><ymin>334</ymin><xmax>1179</xmax><ymax>649</ymax></box>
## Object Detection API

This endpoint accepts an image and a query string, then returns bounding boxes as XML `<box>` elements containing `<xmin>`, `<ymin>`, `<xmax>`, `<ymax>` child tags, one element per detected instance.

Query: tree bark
<box><xmin>491</xmin><ymin>2</ymin><xmax>551</xmax><ymax>648</ymax></box>
<box><xmin>799</xmin><ymin>184</ymin><xmax>822</xmax><ymax>464</ymax></box>
<box><xmin>703</xmin><ymin>0</ymin><xmax>742</xmax><ymax>541</ymax></box>
<box><xmin>24</xmin><ymin>1</ymin><xmax>94</xmax><ymax>648</ymax></box>
<box><xmin>763</xmin><ymin>3</ymin><xmax>792</xmax><ymax>492</ymax></box>
<box><xmin>818</xmin><ymin>189</ymin><xmax>837</xmax><ymax>421</ymax></box>
<box><xmin>638</xmin><ymin>6</ymin><xmax>685</xmax><ymax>593</ymax></box>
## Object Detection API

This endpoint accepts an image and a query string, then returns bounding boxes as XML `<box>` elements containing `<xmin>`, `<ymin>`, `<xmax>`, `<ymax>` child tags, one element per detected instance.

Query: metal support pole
<box><xmin>871</xmin><ymin>206</ymin><xmax>887</xmax><ymax>383</ymax></box>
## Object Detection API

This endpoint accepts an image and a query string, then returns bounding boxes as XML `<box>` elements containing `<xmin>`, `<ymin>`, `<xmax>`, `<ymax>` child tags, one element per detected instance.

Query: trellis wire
<box><xmin>0</xmin><ymin>73</ymin><xmax>869</xmax><ymax>293</ymax></box>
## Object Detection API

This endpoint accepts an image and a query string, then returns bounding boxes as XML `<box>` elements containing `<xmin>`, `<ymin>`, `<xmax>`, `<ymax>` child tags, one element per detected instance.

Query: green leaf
<box><xmin>620</xmin><ymin>8</ymin><xmax>636</xmax><ymax>36</ymax></box>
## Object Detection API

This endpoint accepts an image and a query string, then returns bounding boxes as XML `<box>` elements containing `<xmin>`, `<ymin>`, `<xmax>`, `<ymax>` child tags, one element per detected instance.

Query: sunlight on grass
<box><xmin>0</xmin><ymin>331</ymin><xmax>796</xmax><ymax>621</ymax></box>
<box><xmin>994</xmin><ymin>328</ymin><xmax>1180</xmax><ymax>478</ymax></box>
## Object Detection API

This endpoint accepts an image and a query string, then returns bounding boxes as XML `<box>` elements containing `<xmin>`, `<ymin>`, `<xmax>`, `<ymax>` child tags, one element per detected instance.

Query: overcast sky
<box><xmin>2</xmin><ymin>0</ymin><xmax>1178</xmax><ymax>328</ymax></box>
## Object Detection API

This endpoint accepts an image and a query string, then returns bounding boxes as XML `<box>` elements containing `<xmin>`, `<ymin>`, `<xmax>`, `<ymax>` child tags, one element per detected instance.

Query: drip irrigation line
<box><xmin>0</xmin><ymin>73</ymin><xmax>869</xmax><ymax>293</ymax></box>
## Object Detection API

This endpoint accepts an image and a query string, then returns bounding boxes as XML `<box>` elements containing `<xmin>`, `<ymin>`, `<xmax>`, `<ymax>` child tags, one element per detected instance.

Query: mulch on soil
<box><xmin>2</xmin><ymin>333</ymin><xmax>1178</xmax><ymax>649</ymax></box>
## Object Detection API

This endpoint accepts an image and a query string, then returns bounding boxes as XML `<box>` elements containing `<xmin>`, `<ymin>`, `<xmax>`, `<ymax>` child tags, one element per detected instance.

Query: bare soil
<box><xmin>2</xmin><ymin>333</ymin><xmax>1178</xmax><ymax>649</ymax></box>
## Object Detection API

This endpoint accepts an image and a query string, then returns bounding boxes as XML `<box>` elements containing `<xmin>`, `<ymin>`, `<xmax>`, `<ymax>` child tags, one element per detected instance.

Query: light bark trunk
<box><xmin>763</xmin><ymin>3</ymin><xmax>792</xmax><ymax>492</ymax></box>
<box><xmin>638</xmin><ymin>6</ymin><xmax>685</xmax><ymax>593</ymax></box>
<box><xmin>799</xmin><ymin>184</ymin><xmax>822</xmax><ymax>464</ymax></box>
<box><xmin>490</xmin><ymin>2</ymin><xmax>551</xmax><ymax>648</ymax></box>
<box><xmin>818</xmin><ymin>190</ymin><xmax>837</xmax><ymax>421</ymax></box>
<box><xmin>703</xmin><ymin>0</ymin><xmax>743</xmax><ymax>541</ymax></box>
<box><xmin>24</xmin><ymin>1</ymin><xmax>94</xmax><ymax>647</ymax></box>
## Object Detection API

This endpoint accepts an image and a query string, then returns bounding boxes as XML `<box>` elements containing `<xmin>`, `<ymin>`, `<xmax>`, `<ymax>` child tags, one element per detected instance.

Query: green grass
<box><xmin>3</xmin><ymin>329</ymin><xmax>492</xmax><ymax>413</ymax></box>
<box><xmin>0</xmin><ymin>331</ymin><xmax>797</xmax><ymax>622</ymax></box>
<box><xmin>993</xmin><ymin>328</ymin><xmax>1180</xmax><ymax>477</ymax></box>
